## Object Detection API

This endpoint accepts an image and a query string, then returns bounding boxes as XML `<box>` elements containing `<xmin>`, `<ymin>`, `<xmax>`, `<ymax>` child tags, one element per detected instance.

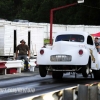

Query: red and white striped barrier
<box><xmin>0</xmin><ymin>60</ymin><xmax>24</xmax><ymax>74</ymax></box>
<box><xmin>0</xmin><ymin>59</ymin><xmax>36</xmax><ymax>74</ymax></box>
<box><xmin>0</xmin><ymin>62</ymin><xmax>6</xmax><ymax>74</ymax></box>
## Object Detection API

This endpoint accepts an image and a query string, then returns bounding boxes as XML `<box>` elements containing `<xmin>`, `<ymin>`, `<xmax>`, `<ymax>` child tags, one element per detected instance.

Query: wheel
<box><xmin>52</xmin><ymin>71</ymin><xmax>63</xmax><ymax>79</ymax></box>
<box><xmin>92</xmin><ymin>70</ymin><xmax>100</xmax><ymax>80</ymax></box>
<box><xmin>39</xmin><ymin>65</ymin><xmax>47</xmax><ymax>77</ymax></box>
<box><xmin>81</xmin><ymin>64</ymin><xmax>90</xmax><ymax>77</ymax></box>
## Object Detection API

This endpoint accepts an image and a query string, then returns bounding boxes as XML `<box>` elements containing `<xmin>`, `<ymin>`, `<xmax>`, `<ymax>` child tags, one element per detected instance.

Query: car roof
<box><xmin>53</xmin><ymin>31</ymin><xmax>90</xmax><ymax>38</ymax></box>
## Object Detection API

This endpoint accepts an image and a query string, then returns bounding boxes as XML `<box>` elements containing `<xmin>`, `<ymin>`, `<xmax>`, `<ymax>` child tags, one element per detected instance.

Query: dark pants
<box><xmin>17</xmin><ymin>55</ymin><xmax>28</xmax><ymax>70</ymax></box>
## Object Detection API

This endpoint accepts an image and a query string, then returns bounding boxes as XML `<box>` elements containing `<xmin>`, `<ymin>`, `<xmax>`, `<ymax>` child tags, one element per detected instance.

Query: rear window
<box><xmin>55</xmin><ymin>34</ymin><xmax>84</xmax><ymax>42</ymax></box>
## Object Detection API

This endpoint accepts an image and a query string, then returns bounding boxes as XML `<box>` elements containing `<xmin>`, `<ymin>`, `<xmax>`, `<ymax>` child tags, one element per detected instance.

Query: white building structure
<box><xmin>0</xmin><ymin>19</ymin><xmax>100</xmax><ymax>57</ymax></box>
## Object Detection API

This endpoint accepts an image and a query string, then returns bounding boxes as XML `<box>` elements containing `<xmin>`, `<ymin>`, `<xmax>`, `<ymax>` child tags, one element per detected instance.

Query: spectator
<box><xmin>16</xmin><ymin>39</ymin><xmax>30</xmax><ymax>71</ymax></box>
<box><xmin>94</xmin><ymin>37</ymin><xmax>100</xmax><ymax>53</ymax></box>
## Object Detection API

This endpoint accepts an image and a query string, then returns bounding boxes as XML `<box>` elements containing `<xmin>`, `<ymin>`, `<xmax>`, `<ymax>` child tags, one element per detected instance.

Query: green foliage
<box><xmin>0</xmin><ymin>0</ymin><xmax>100</xmax><ymax>25</ymax></box>
<box><xmin>44</xmin><ymin>39</ymin><xmax>50</xmax><ymax>44</ymax></box>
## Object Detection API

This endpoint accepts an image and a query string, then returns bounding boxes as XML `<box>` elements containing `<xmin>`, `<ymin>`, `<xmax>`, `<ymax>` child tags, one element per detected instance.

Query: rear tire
<box><xmin>81</xmin><ymin>64</ymin><xmax>90</xmax><ymax>77</ymax></box>
<box><xmin>52</xmin><ymin>71</ymin><xmax>63</xmax><ymax>79</ymax></box>
<box><xmin>39</xmin><ymin>65</ymin><xmax>47</xmax><ymax>77</ymax></box>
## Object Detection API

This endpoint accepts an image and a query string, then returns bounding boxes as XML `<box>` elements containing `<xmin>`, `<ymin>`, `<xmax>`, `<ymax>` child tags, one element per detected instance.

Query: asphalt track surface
<box><xmin>0</xmin><ymin>71</ymin><xmax>100</xmax><ymax>100</ymax></box>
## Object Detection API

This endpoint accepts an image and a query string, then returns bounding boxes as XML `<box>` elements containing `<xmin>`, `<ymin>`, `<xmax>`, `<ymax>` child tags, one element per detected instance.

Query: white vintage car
<box><xmin>37</xmin><ymin>31</ymin><xmax>100</xmax><ymax>79</ymax></box>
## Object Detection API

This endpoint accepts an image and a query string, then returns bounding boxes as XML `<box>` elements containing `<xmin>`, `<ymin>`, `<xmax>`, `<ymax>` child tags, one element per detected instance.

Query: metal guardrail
<box><xmin>19</xmin><ymin>82</ymin><xmax>100</xmax><ymax>100</ymax></box>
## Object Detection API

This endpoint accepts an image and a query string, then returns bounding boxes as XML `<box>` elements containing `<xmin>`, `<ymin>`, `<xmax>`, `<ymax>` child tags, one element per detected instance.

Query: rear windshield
<box><xmin>55</xmin><ymin>34</ymin><xmax>84</xmax><ymax>42</ymax></box>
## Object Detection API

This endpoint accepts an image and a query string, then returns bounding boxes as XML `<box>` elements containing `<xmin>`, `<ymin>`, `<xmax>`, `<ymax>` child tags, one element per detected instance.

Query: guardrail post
<box><xmin>63</xmin><ymin>89</ymin><xmax>73</xmax><ymax>100</ymax></box>
<box><xmin>78</xmin><ymin>85</ymin><xmax>88</xmax><ymax>100</ymax></box>
<box><xmin>89</xmin><ymin>85</ymin><xmax>98</xmax><ymax>100</ymax></box>
<box><xmin>98</xmin><ymin>86</ymin><xmax>100</xmax><ymax>100</ymax></box>
<box><xmin>33</xmin><ymin>96</ymin><xmax>43</xmax><ymax>100</ymax></box>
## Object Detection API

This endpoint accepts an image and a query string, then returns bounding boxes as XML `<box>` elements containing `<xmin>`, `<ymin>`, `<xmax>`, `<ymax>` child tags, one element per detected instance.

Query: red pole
<box><xmin>50</xmin><ymin>3</ymin><xmax>78</xmax><ymax>44</ymax></box>
<box><xmin>50</xmin><ymin>10</ymin><xmax>53</xmax><ymax>44</ymax></box>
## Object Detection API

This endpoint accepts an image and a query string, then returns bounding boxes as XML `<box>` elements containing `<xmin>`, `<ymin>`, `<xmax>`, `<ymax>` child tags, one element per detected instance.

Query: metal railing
<box><xmin>19</xmin><ymin>82</ymin><xmax>100</xmax><ymax>100</ymax></box>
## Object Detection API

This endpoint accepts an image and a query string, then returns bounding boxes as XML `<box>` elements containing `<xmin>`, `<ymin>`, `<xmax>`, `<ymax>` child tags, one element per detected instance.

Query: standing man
<box><xmin>94</xmin><ymin>37</ymin><xmax>100</xmax><ymax>53</ymax></box>
<box><xmin>16</xmin><ymin>39</ymin><xmax>30</xmax><ymax>71</ymax></box>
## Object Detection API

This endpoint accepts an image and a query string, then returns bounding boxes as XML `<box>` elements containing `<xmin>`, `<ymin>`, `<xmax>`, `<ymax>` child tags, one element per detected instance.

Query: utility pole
<box><xmin>49</xmin><ymin>0</ymin><xmax>84</xmax><ymax>44</ymax></box>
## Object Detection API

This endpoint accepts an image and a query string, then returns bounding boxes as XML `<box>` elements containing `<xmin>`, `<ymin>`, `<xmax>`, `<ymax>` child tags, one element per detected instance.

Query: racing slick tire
<box><xmin>52</xmin><ymin>71</ymin><xmax>63</xmax><ymax>79</ymax></box>
<box><xmin>81</xmin><ymin>64</ymin><xmax>90</xmax><ymax>78</ymax></box>
<box><xmin>39</xmin><ymin>65</ymin><xmax>47</xmax><ymax>77</ymax></box>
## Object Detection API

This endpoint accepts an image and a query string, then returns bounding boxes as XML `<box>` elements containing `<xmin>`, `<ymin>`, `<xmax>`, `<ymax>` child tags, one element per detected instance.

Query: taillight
<box><xmin>40</xmin><ymin>49</ymin><xmax>44</xmax><ymax>55</ymax></box>
<box><xmin>79</xmin><ymin>50</ymin><xmax>83</xmax><ymax>55</ymax></box>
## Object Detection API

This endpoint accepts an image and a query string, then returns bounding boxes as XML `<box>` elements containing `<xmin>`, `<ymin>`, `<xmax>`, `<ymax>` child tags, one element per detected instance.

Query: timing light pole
<box><xmin>49</xmin><ymin>0</ymin><xmax>84</xmax><ymax>44</ymax></box>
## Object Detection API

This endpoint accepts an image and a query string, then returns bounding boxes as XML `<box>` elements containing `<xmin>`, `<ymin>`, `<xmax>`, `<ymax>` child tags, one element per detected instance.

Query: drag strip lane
<box><xmin>0</xmin><ymin>75</ymin><xmax>53</xmax><ymax>88</ymax></box>
<box><xmin>0</xmin><ymin>74</ymin><xmax>99</xmax><ymax>100</ymax></box>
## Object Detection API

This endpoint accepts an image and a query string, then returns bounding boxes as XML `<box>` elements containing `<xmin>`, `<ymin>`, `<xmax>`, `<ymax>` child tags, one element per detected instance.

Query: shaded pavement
<box><xmin>0</xmin><ymin>68</ymin><xmax>39</xmax><ymax>80</ymax></box>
